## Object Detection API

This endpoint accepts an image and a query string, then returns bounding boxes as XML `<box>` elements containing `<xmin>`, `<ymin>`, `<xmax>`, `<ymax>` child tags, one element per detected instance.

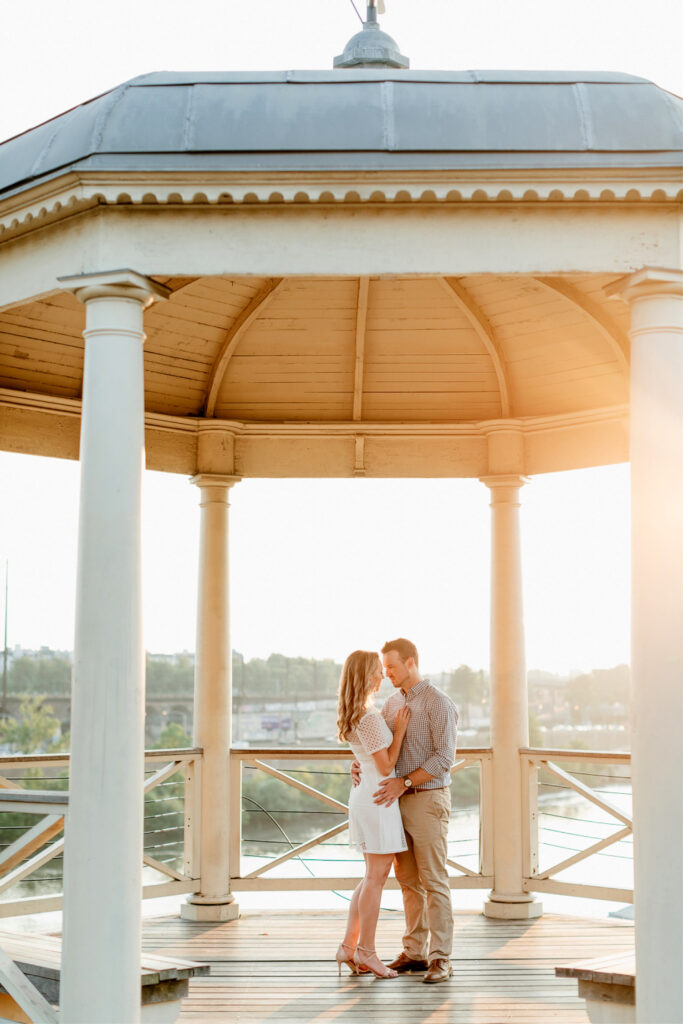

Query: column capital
<box><xmin>606</xmin><ymin>267</ymin><xmax>683</xmax><ymax>304</ymax></box>
<box><xmin>58</xmin><ymin>269</ymin><xmax>170</xmax><ymax>308</ymax></box>
<box><xmin>480</xmin><ymin>474</ymin><xmax>529</xmax><ymax>490</ymax></box>
<box><xmin>190</xmin><ymin>474</ymin><xmax>242</xmax><ymax>490</ymax></box>
<box><xmin>479</xmin><ymin>423</ymin><xmax>526</xmax><ymax>477</ymax></box>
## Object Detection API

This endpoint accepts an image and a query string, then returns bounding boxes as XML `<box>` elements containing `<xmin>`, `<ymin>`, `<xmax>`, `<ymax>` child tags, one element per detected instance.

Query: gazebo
<box><xmin>0</xmin><ymin>6</ymin><xmax>681</xmax><ymax>1021</ymax></box>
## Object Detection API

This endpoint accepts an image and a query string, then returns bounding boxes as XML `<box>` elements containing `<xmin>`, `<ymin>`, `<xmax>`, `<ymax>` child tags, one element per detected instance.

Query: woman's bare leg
<box><xmin>342</xmin><ymin>877</ymin><xmax>363</xmax><ymax>949</ymax></box>
<box><xmin>357</xmin><ymin>853</ymin><xmax>394</xmax><ymax>954</ymax></box>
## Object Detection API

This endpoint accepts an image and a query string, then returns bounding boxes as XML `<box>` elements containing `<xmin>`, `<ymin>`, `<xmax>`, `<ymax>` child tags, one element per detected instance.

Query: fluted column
<box><xmin>58</xmin><ymin>270</ymin><xmax>168</xmax><ymax>1023</ymax></box>
<box><xmin>181</xmin><ymin>474</ymin><xmax>241</xmax><ymax>922</ymax></box>
<box><xmin>609</xmin><ymin>267</ymin><xmax>683</xmax><ymax>1024</ymax></box>
<box><xmin>481</xmin><ymin>469</ymin><xmax>541</xmax><ymax>920</ymax></box>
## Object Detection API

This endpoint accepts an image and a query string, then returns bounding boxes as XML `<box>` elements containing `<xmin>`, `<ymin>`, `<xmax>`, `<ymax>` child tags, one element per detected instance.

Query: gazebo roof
<box><xmin>1</xmin><ymin>69</ymin><xmax>682</xmax><ymax>198</ymax></box>
<box><xmin>1</xmin><ymin>62</ymin><xmax>681</xmax><ymax>480</ymax></box>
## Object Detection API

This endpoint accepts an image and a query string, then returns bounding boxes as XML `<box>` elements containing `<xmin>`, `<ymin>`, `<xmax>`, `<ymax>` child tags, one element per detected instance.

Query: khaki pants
<box><xmin>394</xmin><ymin>787</ymin><xmax>453</xmax><ymax>961</ymax></box>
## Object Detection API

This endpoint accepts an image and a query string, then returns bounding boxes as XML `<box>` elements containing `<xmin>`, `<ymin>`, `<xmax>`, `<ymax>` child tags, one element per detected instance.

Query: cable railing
<box><xmin>520</xmin><ymin>747</ymin><xmax>633</xmax><ymax>903</ymax></box>
<box><xmin>0</xmin><ymin>749</ymin><xmax>199</xmax><ymax>917</ymax></box>
<box><xmin>0</xmin><ymin>745</ymin><xmax>633</xmax><ymax>915</ymax></box>
<box><xmin>228</xmin><ymin>746</ymin><xmax>493</xmax><ymax>891</ymax></box>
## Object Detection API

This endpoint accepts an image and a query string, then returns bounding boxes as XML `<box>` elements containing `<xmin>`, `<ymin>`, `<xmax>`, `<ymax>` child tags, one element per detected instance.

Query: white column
<box><xmin>609</xmin><ymin>268</ymin><xmax>683</xmax><ymax>1024</ymax></box>
<box><xmin>58</xmin><ymin>271</ymin><xmax>168</xmax><ymax>1023</ymax></box>
<box><xmin>181</xmin><ymin>474</ymin><xmax>240</xmax><ymax>922</ymax></box>
<box><xmin>481</xmin><ymin>473</ymin><xmax>541</xmax><ymax>919</ymax></box>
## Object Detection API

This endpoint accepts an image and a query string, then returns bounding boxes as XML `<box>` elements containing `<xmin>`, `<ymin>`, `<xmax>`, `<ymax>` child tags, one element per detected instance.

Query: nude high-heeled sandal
<box><xmin>353</xmin><ymin>945</ymin><xmax>398</xmax><ymax>979</ymax></box>
<box><xmin>336</xmin><ymin>941</ymin><xmax>360</xmax><ymax>975</ymax></box>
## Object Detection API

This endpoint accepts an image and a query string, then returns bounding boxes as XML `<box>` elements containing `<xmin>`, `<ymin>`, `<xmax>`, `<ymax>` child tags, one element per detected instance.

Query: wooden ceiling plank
<box><xmin>204</xmin><ymin>278</ymin><xmax>286</xmax><ymax>417</ymax></box>
<box><xmin>353</xmin><ymin>277</ymin><xmax>370</xmax><ymax>422</ymax></box>
<box><xmin>534</xmin><ymin>276</ymin><xmax>630</xmax><ymax>373</ymax></box>
<box><xmin>0</xmin><ymin>340</ymin><xmax>83</xmax><ymax>366</ymax></box>
<box><xmin>440</xmin><ymin>277</ymin><xmax>512</xmax><ymax>417</ymax></box>
<box><xmin>0</xmin><ymin>369</ymin><xmax>80</xmax><ymax>392</ymax></box>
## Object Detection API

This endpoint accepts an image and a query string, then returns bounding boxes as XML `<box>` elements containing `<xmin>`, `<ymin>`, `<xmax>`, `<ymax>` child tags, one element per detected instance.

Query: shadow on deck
<box><xmin>141</xmin><ymin>909</ymin><xmax>634</xmax><ymax>1023</ymax></box>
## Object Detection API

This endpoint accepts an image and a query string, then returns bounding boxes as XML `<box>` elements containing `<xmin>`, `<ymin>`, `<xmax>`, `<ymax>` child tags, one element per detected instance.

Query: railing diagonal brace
<box><xmin>542</xmin><ymin>761</ymin><xmax>632</xmax><ymax>827</ymax></box>
<box><xmin>243</xmin><ymin>820</ymin><xmax>349</xmax><ymax>879</ymax></box>
<box><xmin>446</xmin><ymin>857</ymin><xmax>478</xmax><ymax>877</ymax></box>
<box><xmin>0</xmin><ymin>776</ymin><xmax>19</xmax><ymax>791</ymax></box>
<box><xmin>450</xmin><ymin>759</ymin><xmax>477</xmax><ymax>775</ymax></box>
<box><xmin>143</xmin><ymin>853</ymin><xmax>187</xmax><ymax>883</ymax></box>
<box><xmin>0</xmin><ymin>815</ymin><xmax>64</xmax><ymax>877</ymax></box>
<box><xmin>0</xmin><ymin>838</ymin><xmax>65</xmax><ymax>897</ymax></box>
<box><xmin>248</xmin><ymin>759</ymin><xmax>349</xmax><ymax>813</ymax></box>
<box><xmin>537</xmin><ymin>825</ymin><xmax>632</xmax><ymax>880</ymax></box>
<box><xmin>144</xmin><ymin>760</ymin><xmax>183</xmax><ymax>794</ymax></box>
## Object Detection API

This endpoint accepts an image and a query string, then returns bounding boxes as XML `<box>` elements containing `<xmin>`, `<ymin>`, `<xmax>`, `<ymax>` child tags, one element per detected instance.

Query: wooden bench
<box><xmin>556</xmin><ymin>951</ymin><xmax>635</xmax><ymax>1024</ymax></box>
<box><xmin>0</xmin><ymin>929</ymin><xmax>209</xmax><ymax>1024</ymax></box>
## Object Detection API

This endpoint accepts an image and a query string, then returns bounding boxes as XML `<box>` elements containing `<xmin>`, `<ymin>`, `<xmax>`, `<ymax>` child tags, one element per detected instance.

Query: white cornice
<box><xmin>0</xmin><ymin>168</ymin><xmax>681</xmax><ymax>245</ymax></box>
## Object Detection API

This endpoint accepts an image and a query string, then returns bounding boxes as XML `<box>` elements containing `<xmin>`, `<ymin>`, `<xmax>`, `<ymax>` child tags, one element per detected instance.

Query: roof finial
<box><xmin>334</xmin><ymin>0</ymin><xmax>409</xmax><ymax>69</ymax></box>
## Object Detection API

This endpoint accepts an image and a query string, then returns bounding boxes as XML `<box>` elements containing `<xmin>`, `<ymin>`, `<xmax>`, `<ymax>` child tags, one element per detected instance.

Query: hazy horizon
<box><xmin>2</xmin><ymin>452</ymin><xmax>630</xmax><ymax>675</ymax></box>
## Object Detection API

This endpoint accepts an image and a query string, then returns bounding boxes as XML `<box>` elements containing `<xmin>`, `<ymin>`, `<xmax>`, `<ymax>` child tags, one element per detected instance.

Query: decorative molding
<box><xmin>0</xmin><ymin>386</ymin><xmax>628</xmax><ymax>440</ymax></box>
<box><xmin>354</xmin><ymin>436</ymin><xmax>366</xmax><ymax>476</ymax></box>
<box><xmin>190</xmin><ymin>474</ymin><xmax>242</xmax><ymax>489</ymax></box>
<box><xmin>534</xmin><ymin>276</ymin><xmax>630</xmax><ymax>371</ymax></box>
<box><xmin>1</xmin><ymin>170</ymin><xmax>681</xmax><ymax>244</ymax></box>
<box><xmin>204</xmin><ymin>278</ymin><xmax>285</xmax><ymax>417</ymax></box>
<box><xmin>352</xmin><ymin>277</ymin><xmax>369</xmax><ymax>422</ymax></box>
<box><xmin>440</xmin><ymin>276</ymin><xmax>512</xmax><ymax>417</ymax></box>
<box><xmin>480</xmin><ymin>473</ymin><xmax>530</xmax><ymax>488</ymax></box>
<box><xmin>58</xmin><ymin>268</ymin><xmax>170</xmax><ymax>307</ymax></box>
<box><xmin>606</xmin><ymin>266</ymin><xmax>683</xmax><ymax>302</ymax></box>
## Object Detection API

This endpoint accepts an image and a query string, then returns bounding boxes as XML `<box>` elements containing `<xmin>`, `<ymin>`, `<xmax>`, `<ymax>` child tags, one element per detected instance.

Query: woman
<box><xmin>335</xmin><ymin>650</ymin><xmax>410</xmax><ymax>979</ymax></box>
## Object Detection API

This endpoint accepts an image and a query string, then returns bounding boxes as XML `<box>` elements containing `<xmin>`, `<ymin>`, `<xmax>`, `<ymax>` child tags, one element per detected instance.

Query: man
<box><xmin>353</xmin><ymin>638</ymin><xmax>458</xmax><ymax>983</ymax></box>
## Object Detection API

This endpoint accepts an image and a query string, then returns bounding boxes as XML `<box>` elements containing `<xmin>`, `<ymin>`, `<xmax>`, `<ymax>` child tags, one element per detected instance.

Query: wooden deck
<box><xmin>141</xmin><ymin>909</ymin><xmax>634</xmax><ymax>1023</ymax></box>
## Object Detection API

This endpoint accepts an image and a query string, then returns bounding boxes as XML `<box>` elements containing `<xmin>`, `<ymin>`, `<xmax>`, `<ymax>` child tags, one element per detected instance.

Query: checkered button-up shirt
<box><xmin>381</xmin><ymin>678</ymin><xmax>458</xmax><ymax>789</ymax></box>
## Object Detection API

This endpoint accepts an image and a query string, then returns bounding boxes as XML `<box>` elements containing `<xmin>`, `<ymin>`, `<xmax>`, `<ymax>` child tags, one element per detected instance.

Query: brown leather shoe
<box><xmin>387</xmin><ymin>951</ymin><xmax>428</xmax><ymax>972</ymax></box>
<box><xmin>423</xmin><ymin>958</ymin><xmax>453</xmax><ymax>984</ymax></box>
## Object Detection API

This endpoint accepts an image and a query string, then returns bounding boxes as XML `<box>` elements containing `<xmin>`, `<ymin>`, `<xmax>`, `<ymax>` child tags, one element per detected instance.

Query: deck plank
<box><xmin>141</xmin><ymin>910</ymin><xmax>633</xmax><ymax>1023</ymax></box>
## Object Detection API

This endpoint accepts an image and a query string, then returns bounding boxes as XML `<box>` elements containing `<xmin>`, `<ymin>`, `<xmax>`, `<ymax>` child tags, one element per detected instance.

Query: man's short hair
<box><xmin>381</xmin><ymin>638</ymin><xmax>419</xmax><ymax>667</ymax></box>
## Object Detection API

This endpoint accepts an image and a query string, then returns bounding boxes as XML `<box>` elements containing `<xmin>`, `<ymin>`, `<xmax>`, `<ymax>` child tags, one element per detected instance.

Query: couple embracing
<box><xmin>336</xmin><ymin>638</ymin><xmax>458</xmax><ymax>983</ymax></box>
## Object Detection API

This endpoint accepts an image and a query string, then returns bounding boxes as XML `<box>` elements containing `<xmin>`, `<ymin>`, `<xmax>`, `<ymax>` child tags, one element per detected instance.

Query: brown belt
<box><xmin>407</xmin><ymin>786</ymin><xmax>448</xmax><ymax>794</ymax></box>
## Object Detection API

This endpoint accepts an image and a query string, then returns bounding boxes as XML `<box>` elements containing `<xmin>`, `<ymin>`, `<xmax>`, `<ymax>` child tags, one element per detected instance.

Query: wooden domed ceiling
<box><xmin>0</xmin><ymin>274</ymin><xmax>629</xmax><ymax>424</ymax></box>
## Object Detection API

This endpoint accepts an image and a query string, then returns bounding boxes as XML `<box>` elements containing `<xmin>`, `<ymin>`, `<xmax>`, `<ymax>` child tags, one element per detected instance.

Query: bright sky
<box><xmin>1</xmin><ymin>0</ymin><xmax>675</xmax><ymax>674</ymax></box>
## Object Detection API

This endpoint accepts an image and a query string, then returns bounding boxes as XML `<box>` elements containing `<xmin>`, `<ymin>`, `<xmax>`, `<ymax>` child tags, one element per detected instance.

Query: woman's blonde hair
<box><xmin>337</xmin><ymin>650</ymin><xmax>380</xmax><ymax>742</ymax></box>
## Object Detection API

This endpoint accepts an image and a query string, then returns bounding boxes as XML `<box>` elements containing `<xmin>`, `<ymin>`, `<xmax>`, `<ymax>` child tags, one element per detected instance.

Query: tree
<box><xmin>566</xmin><ymin>673</ymin><xmax>595</xmax><ymax>724</ymax></box>
<box><xmin>8</xmin><ymin>655</ymin><xmax>71</xmax><ymax>696</ymax></box>
<box><xmin>528</xmin><ymin>712</ymin><xmax>544</xmax><ymax>748</ymax></box>
<box><xmin>0</xmin><ymin>695</ymin><xmax>65</xmax><ymax>754</ymax></box>
<box><xmin>445</xmin><ymin>665</ymin><xmax>487</xmax><ymax>728</ymax></box>
<box><xmin>155</xmin><ymin>721</ymin><xmax>192</xmax><ymax>749</ymax></box>
<box><xmin>566</xmin><ymin>666</ymin><xmax>630</xmax><ymax>725</ymax></box>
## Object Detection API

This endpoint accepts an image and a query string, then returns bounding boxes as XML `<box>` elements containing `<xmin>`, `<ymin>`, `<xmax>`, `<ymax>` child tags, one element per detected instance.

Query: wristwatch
<box><xmin>403</xmin><ymin>777</ymin><xmax>414</xmax><ymax>788</ymax></box>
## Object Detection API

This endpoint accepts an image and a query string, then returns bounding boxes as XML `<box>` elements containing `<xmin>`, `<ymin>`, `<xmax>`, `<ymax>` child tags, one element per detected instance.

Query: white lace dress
<box><xmin>347</xmin><ymin>710</ymin><xmax>408</xmax><ymax>854</ymax></box>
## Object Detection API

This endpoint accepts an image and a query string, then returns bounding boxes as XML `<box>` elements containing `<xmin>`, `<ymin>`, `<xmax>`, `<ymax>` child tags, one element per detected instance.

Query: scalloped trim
<box><xmin>1</xmin><ymin>178</ymin><xmax>681</xmax><ymax>242</ymax></box>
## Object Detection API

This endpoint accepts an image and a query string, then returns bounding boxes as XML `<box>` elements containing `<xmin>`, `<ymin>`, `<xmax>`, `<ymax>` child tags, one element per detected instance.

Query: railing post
<box><xmin>229</xmin><ymin>754</ymin><xmax>242</xmax><ymax>883</ymax></box>
<box><xmin>521</xmin><ymin>754</ymin><xmax>539</xmax><ymax>883</ymax></box>
<box><xmin>478</xmin><ymin>754</ymin><xmax>494</xmax><ymax>880</ymax></box>
<box><xmin>183</xmin><ymin>757</ymin><xmax>202</xmax><ymax>882</ymax></box>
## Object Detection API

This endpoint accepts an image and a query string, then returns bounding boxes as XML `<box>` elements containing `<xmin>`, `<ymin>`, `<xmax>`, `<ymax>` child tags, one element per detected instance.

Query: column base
<box><xmin>180</xmin><ymin>896</ymin><xmax>240</xmax><ymax>923</ymax></box>
<box><xmin>484</xmin><ymin>896</ymin><xmax>543</xmax><ymax>920</ymax></box>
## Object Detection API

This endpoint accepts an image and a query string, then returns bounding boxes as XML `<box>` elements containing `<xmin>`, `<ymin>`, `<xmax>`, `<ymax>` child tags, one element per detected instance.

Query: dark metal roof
<box><xmin>1</xmin><ymin>70</ymin><xmax>682</xmax><ymax>198</ymax></box>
